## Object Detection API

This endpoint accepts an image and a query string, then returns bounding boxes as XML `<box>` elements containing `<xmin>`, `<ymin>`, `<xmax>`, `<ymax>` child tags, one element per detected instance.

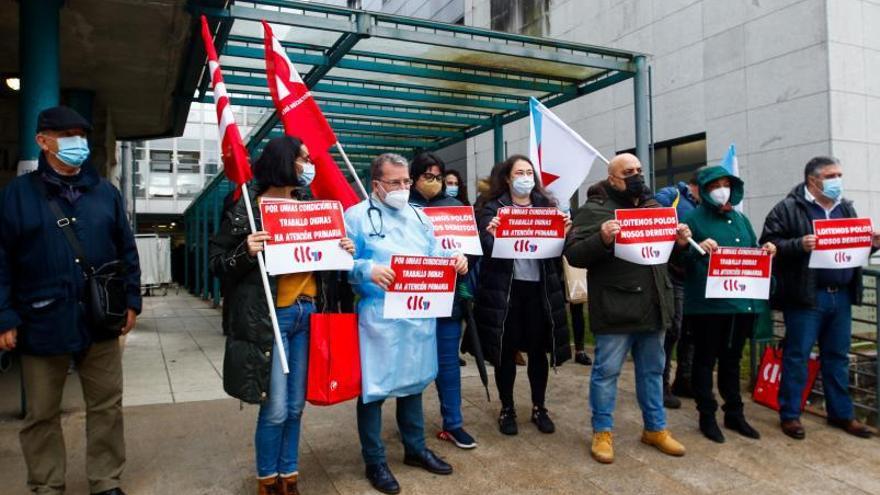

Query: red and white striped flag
<box><xmin>200</xmin><ymin>15</ymin><xmax>253</xmax><ymax>195</ymax></box>
<box><xmin>262</xmin><ymin>20</ymin><xmax>360</xmax><ymax>210</ymax></box>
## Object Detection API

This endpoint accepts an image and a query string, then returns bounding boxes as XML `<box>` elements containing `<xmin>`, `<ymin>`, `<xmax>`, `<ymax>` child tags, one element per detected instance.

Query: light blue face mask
<box><xmin>298</xmin><ymin>162</ymin><xmax>316</xmax><ymax>187</ymax></box>
<box><xmin>445</xmin><ymin>185</ymin><xmax>459</xmax><ymax>198</ymax></box>
<box><xmin>53</xmin><ymin>135</ymin><xmax>90</xmax><ymax>167</ymax></box>
<box><xmin>822</xmin><ymin>177</ymin><xmax>842</xmax><ymax>200</ymax></box>
<box><xmin>511</xmin><ymin>176</ymin><xmax>535</xmax><ymax>196</ymax></box>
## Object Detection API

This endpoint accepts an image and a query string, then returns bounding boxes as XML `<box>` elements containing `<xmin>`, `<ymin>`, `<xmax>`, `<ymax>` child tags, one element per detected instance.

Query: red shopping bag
<box><xmin>752</xmin><ymin>345</ymin><xmax>820</xmax><ymax>411</ymax></box>
<box><xmin>306</xmin><ymin>313</ymin><xmax>361</xmax><ymax>406</ymax></box>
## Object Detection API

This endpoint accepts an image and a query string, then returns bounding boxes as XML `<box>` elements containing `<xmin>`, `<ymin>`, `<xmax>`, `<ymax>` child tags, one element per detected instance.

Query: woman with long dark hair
<box><xmin>443</xmin><ymin>169</ymin><xmax>470</xmax><ymax>205</ymax></box>
<box><xmin>474</xmin><ymin>154</ymin><xmax>572</xmax><ymax>436</ymax></box>
<box><xmin>210</xmin><ymin>135</ymin><xmax>355</xmax><ymax>495</ymax></box>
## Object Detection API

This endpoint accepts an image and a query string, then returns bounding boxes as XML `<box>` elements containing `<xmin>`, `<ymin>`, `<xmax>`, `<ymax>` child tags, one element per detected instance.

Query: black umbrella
<box><xmin>462</xmin><ymin>301</ymin><xmax>490</xmax><ymax>401</ymax></box>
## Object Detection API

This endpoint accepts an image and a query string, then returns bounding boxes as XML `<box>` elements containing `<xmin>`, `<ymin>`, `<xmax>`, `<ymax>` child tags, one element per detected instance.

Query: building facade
<box><xmin>462</xmin><ymin>0</ymin><xmax>880</xmax><ymax>223</ymax></box>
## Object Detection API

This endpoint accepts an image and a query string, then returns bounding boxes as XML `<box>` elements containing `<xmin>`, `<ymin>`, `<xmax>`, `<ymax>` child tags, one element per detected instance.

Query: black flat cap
<box><xmin>36</xmin><ymin>106</ymin><xmax>92</xmax><ymax>133</ymax></box>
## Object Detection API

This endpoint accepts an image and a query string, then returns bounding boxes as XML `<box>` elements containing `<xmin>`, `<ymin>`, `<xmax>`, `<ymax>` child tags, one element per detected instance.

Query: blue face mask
<box><xmin>445</xmin><ymin>185</ymin><xmax>459</xmax><ymax>198</ymax></box>
<box><xmin>822</xmin><ymin>177</ymin><xmax>842</xmax><ymax>200</ymax></box>
<box><xmin>53</xmin><ymin>135</ymin><xmax>90</xmax><ymax>167</ymax></box>
<box><xmin>298</xmin><ymin>162</ymin><xmax>316</xmax><ymax>187</ymax></box>
<box><xmin>511</xmin><ymin>176</ymin><xmax>535</xmax><ymax>196</ymax></box>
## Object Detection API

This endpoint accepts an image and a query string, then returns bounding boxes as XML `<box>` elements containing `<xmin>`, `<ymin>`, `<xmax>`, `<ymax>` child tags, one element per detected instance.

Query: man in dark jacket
<box><xmin>760</xmin><ymin>156</ymin><xmax>880</xmax><ymax>440</ymax></box>
<box><xmin>564</xmin><ymin>153</ymin><xmax>691</xmax><ymax>464</ymax></box>
<box><xmin>0</xmin><ymin>106</ymin><xmax>141</xmax><ymax>495</ymax></box>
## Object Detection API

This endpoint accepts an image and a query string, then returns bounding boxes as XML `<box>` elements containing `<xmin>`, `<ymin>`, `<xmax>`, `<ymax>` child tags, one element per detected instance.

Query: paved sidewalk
<box><xmin>1</xmin><ymin>293</ymin><xmax>879</xmax><ymax>494</ymax></box>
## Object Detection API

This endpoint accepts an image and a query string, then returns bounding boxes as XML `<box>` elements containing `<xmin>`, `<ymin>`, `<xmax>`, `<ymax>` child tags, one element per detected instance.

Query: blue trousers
<box><xmin>780</xmin><ymin>290</ymin><xmax>853</xmax><ymax>421</ymax></box>
<box><xmin>255</xmin><ymin>301</ymin><xmax>314</xmax><ymax>478</ymax></box>
<box><xmin>434</xmin><ymin>318</ymin><xmax>464</xmax><ymax>431</ymax></box>
<box><xmin>590</xmin><ymin>331</ymin><xmax>667</xmax><ymax>432</ymax></box>
<box><xmin>356</xmin><ymin>393</ymin><xmax>426</xmax><ymax>465</ymax></box>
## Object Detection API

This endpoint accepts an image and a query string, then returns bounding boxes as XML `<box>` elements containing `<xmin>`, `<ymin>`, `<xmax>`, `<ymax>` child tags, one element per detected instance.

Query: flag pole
<box><xmin>597</xmin><ymin>153</ymin><xmax>705</xmax><ymax>255</ymax></box>
<box><xmin>335</xmin><ymin>141</ymin><xmax>368</xmax><ymax>199</ymax></box>
<box><xmin>240</xmin><ymin>182</ymin><xmax>290</xmax><ymax>374</ymax></box>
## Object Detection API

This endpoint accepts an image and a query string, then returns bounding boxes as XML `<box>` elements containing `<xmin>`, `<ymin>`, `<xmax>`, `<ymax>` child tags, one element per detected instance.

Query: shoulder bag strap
<box><xmin>30</xmin><ymin>173</ymin><xmax>95</xmax><ymax>276</ymax></box>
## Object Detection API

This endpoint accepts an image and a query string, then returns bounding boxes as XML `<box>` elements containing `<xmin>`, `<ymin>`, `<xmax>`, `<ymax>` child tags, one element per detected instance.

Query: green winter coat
<box><xmin>681</xmin><ymin>166</ymin><xmax>768</xmax><ymax>315</ymax></box>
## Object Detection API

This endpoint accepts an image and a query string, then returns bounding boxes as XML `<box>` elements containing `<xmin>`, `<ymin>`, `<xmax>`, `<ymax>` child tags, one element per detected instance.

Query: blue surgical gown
<box><xmin>345</xmin><ymin>197</ymin><xmax>450</xmax><ymax>403</ymax></box>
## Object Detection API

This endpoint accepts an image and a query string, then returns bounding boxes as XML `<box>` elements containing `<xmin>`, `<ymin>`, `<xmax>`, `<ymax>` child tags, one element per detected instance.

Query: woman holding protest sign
<box><xmin>409</xmin><ymin>152</ymin><xmax>478</xmax><ymax>450</ymax></box>
<box><xmin>681</xmin><ymin>165</ymin><xmax>776</xmax><ymax>444</ymax></box>
<box><xmin>210</xmin><ymin>135</ymin><xmax>356</xmax><ymax>495</ymax></box>
<box><xmin>474</xmin><ymin>155</ymin><xmax>572</xmax><ymax>436</ymax></box>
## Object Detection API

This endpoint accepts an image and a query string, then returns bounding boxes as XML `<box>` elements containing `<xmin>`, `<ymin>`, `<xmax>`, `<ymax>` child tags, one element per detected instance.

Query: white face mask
<box><xmin>381</xmin><ymin>187</ymin><xmax>410</xmax><ymax>210</ymax></box>
<box><xmin>709</xmin><ymin>186</ymin><xmax>731</xmax><ymax>206</ymax></box>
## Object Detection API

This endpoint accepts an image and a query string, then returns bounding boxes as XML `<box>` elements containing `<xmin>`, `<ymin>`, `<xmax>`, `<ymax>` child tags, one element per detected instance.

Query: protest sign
<box><xmin>808</xmin><ymin>218</ymin><xmax>873</xmax><ymax>269</ymax></box>
<box><xmin>492</xmin><ymin>207</ymin><xmax>565</xmax><ymax>259</ymax></box>
<box><xmin>384</xmin><ymin>255</ymin><xmax>457</xmax><ymax>319</ymax></box>
<box><xmin>614</xmin><ymin>207</ymin><xmax>678</xmax><ymax>265</ymax></box>
<box><xmin>422</xmin><ymin>206</ymin><xmax>482</xmax><ymax>255</ymax></box>
<box><xmin>705</xmin><ymin>247</ymin><xmax>772</xmax><ymax>299</ymax></box>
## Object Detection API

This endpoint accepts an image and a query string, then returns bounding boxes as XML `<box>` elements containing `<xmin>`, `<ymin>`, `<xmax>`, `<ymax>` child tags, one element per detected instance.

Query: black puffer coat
<box><xmin>759</xmin><ymin>184</ymin><xmax>870</xmax><ymax>310</ymax></box>
<box><xmin>209</xmin><ymin>184</ymin><xmax>347</xmax><ymax>404</ymax></box>
<box><xmin>473</xmin><ymin>193</ymin><xmax>571</xmax><ymax>367</ymax></box>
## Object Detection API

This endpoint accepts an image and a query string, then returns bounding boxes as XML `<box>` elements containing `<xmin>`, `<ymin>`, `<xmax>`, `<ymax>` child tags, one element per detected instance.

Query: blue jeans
<box><xmin>590</xmin><ymin>331</ymin><xmax>666</xmax><ymax>432</ymax></box>
<box><xmin>255</xmin><ymin>300</ymin><xmax>314</xmax><ymax>478</ymax></box>
<box><xmin>780</xmin><ymin>290</ymin><xmax>853</xmax><ymax>421</ymax></box>
<box><xmin>434</xmin><ymin>318</ymin><xmax>463</xmax><ymax>431</ymax></box>
<box><xmin>357</xmin><ymin>393</ymin><xmax>426</xmax><ymax>465</ymax></box>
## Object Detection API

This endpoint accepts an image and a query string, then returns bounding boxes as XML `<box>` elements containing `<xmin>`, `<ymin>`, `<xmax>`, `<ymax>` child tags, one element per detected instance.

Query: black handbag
<box><xmin>32</xmin><ymin>174</ymin><xmax>129</xmax><ymax>339</ymax></box>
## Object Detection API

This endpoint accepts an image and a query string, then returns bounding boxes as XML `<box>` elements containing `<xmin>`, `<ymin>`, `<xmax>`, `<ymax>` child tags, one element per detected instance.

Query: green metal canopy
<box><xmin>182</xmin><ymin>0</ymin><xmax>650</xmax><ymax>303</ymax></box>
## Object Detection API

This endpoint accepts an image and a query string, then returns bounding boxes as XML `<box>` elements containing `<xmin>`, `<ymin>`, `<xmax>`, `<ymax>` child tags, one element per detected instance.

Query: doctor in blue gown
<box><xmin>345</xmin><ymin>153</ymin><xmax>468</xmax><ymax>494</ymax></box>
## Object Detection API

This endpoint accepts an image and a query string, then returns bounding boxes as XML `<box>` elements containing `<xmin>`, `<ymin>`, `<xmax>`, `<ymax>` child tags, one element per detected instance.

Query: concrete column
<box><xmin>17</xmin><ymin>0</ymin><xmax>63</xmax><ymax>175</ymax></box>
<box><xmin>633</xmin><ymin>55</ymin><xmax>651</xmax><ymax>188</ymax></box>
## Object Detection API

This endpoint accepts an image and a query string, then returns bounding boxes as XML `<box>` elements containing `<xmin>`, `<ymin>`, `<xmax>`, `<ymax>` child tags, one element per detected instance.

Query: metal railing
<box><xmin>752</xmin><ymin>268</ymin><xmax>880</xmax><ymax>426</ymax></box>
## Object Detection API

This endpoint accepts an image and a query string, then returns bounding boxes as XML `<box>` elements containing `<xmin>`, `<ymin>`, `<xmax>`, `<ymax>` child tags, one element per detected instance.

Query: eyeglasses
<box><xmin>376</xmin><ymin>178</ymin><xmax>413</xmax><ymax>190</ymax></box>
<box><xmin>420</xmin><ymin>173</ymin><xmax>442</xmax><ymax>182</ymax></box>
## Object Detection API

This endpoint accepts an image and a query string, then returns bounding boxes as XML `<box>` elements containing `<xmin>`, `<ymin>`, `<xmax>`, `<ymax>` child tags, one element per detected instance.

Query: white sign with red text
<box><xmin>383</xmin><ymin>256</ymin><xmax>457</xmax><ymax>319</ymax></box>
<box><xmin>422</xmin><ymin>206</ymin><xmax>483</xmax><ymax>255</ymax></box>
<box><xmin>614</xmin><ymin>207</ymin><xmax>678</xmax><ymax>265</ymax></box>
<box><xmin>808</xmin><ymin>218</ymin><xmax>873</xmax><ymax>269</ymax></box>
<box><xmin>705</xmin><ymin>247</ymin><xmax>772</xmax><ymax>299</ymax></box>
<box><xmin>259</xmin><ymin>199</ymin><xmax>353</xmax><ymax>275</ymax></box>
<box><xmin>491</xmin><ymin>207</ymin><xmax>565</xmax><ymax>259</ymax></box>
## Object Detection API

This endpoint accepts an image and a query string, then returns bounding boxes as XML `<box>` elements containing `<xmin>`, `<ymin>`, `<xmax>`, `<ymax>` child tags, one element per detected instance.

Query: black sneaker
<box><xmin>437</xmin><ymin>428</ymin><xmax>477</xmax><ymax>449</ymax></box>
<box><xmin>498</xmin><ymin>407</ymin><xmax>518</xmax><ymax>436</ymax></box>
<box><xmin>575</xmin><ymin>351</ymin><xmax>592</xmax><ymax>366</ymax></box>
<box><xmin>531</xmin><ymin>406</ymin><xmax>555</xmax><ymax>434</ymax></box>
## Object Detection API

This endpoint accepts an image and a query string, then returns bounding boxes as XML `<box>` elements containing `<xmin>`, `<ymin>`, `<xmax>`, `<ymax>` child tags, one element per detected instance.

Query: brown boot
<box><xmin>279</xmin><ymin>472</ymin><xmax>300</xmax><ymax>495</ymax></box>
<box><xmin>257</xmin><ymin>475</ymin><xmax>280</xmax><ymax>495</ymax></box>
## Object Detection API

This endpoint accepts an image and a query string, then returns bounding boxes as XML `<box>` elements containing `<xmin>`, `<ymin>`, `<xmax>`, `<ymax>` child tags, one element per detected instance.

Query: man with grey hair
<box><xmin>344</xmin><ymin>153</ymin><xmax>468</xmax><ymax>494</ymax></box>
<box><xmin>761</xmin><ymin>156</ymin><xmax>880</xmax><ymax>440</ymax></box>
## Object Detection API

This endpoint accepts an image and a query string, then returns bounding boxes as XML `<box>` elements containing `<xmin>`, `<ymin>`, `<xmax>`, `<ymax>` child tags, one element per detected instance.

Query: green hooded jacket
<box><xmin>681</xmin><ymin>166</ymin><xmax>768</xmax><ymax>315</ymax></box>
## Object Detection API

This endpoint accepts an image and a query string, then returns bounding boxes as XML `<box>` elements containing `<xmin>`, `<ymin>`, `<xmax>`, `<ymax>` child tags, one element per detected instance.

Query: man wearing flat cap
<box><xmin>0</xmin><ymin>106</ymin><xmax>141</xmax><ymax>495</ymax></box>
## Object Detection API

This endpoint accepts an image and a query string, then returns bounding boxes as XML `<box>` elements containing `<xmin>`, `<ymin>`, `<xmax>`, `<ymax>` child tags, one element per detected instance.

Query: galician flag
<box><xmin>528</xmin><ymin>97</ymin><xmax>602</xmax><ymax>204</ymax></box>
<box><xmin>262</xmin><ymin>21</ymin><xmax>360</xmax><ymax>210</ymax></box>
<box><xmin>200</xmin><ymin>15</ymin><xmax>253</xmax><ymax>198</ymax></box>
<box><xmin>719</xmin><ymin>143</ymin><xmax>742</xmax><ymax>212</ymax></box>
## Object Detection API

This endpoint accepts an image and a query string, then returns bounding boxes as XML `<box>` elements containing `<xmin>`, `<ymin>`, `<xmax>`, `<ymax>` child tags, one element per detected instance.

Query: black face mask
<box><xmin>623</xmin><ymin>174</ymin><xmax>646</xmax><ymax>198</ymax></box>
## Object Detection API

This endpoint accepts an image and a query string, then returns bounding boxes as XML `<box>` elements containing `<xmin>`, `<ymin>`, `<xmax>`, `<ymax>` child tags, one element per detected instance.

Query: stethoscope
<box><xmin>367</xmin><ymin>194</ymin><xmax>427</xmax><ymax>238</ymax></box>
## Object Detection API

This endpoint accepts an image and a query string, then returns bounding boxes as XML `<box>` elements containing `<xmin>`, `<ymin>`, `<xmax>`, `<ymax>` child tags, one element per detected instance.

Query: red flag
<box><xmin>262</xmin><ymin>20</ymin><xmax>360</xmax><ymax>210</ymax></box>
<box><xmin>200</xmin><ymin>16</ymin><xmax>253</xmax><ymax>196</ymax></box>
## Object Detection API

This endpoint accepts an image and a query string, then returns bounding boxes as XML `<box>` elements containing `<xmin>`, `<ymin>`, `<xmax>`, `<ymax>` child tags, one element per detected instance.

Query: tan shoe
<box><xmin>591</xmin><ymin>431</ymin><xmax>614</xmax><ymax>464</ymax></box>
<box><xmin>279</xmin><ymin>472</ymin><xmax>300</xmax><ymax>495</ymax></box>
<box><xmin>641</xmin><ymin>429</ymin><xmax>685</xmax><ymax>456</ymax></box>
<box><xmin>257</xmin><ymin>475</ymin><xmax>280</xmax><ymax>495</ymax></box>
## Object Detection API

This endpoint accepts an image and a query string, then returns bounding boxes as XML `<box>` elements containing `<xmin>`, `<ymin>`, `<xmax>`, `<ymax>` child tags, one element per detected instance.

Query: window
<box><xmin>620</xmin><ymin>133</ymin><xmax>706</xmax><ymax>188</ymax></box>
<box><xmin>149</xmin><ymin>150</ymin><xmax>173</xmax><ymax>173</ymax></box>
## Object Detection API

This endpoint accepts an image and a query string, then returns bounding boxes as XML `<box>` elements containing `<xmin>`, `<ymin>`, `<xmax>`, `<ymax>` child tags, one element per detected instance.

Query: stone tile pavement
<box><xmin>1</xmin><ymin>293</ymin><xmax>879</xmax><ymax>494</ymax></box>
